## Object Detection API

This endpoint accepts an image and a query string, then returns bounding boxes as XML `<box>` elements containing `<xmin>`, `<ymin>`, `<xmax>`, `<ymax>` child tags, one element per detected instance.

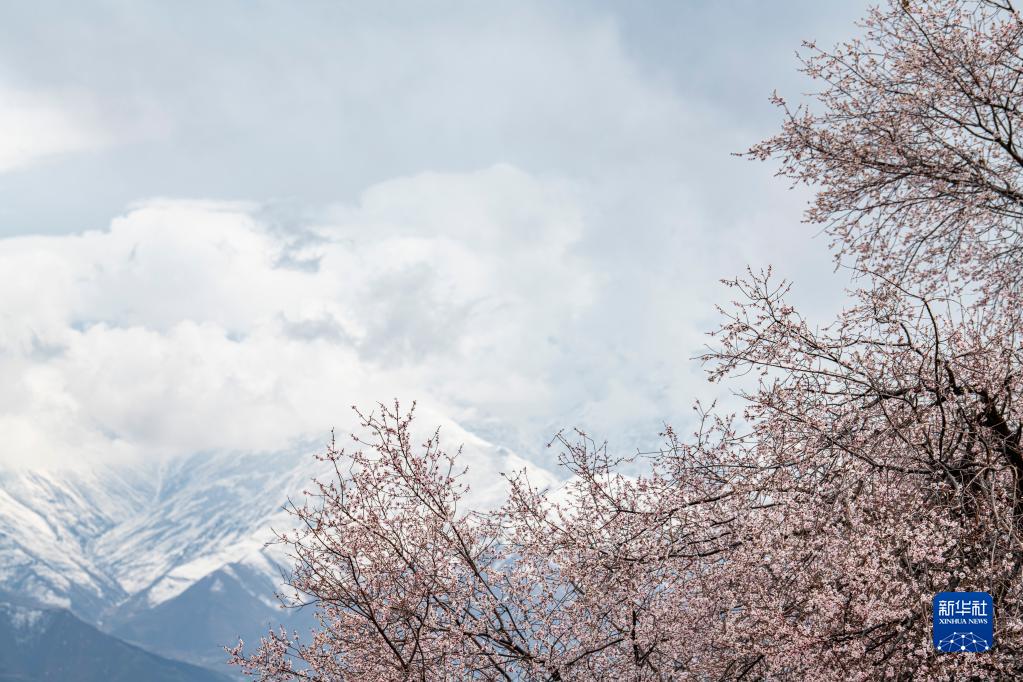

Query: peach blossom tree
<box><xmin>231</xmin><ymin>1</ymin><xmax>1023</xmax><ymax>678</ymax></box>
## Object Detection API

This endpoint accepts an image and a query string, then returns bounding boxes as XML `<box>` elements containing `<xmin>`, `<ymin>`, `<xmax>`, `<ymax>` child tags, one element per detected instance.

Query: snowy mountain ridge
<box><xmin>0</xmin><ymin>449</ymin><xmax>317</xmax><ymax>623</ymax></box>
<box><xmin>0</xmin><ymin>426</ymin><xmax>556</xmax><ymax>672</ymax></box>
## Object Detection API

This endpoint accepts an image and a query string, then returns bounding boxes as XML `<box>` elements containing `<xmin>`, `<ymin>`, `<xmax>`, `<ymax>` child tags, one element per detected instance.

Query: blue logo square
<box><xmin>933</xmin><ymin>592</ymin><xmax>994</xmax><ymax>652</ymax></box>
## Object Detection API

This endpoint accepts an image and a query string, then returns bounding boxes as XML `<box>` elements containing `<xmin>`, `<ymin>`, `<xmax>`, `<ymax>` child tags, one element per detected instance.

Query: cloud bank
<box><xmin>0</xmin><ymin>160</ymin><xmax>843</xmax><ymax>476</ymax></box>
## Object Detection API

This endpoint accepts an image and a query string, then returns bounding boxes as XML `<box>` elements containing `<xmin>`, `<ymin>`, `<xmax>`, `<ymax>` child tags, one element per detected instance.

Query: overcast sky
<box><xmin>0</xmin><ymin>1</ymin><xmax>869</xmax><ymax>479</ymax></box>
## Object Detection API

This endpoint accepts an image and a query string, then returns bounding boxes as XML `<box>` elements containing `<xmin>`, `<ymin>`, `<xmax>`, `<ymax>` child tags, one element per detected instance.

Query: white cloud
<box><xmin>0</xmin><ymin>151</ymin><xmax>851</xmax><ymax>482</ymax></box>
<box><xmin>0</xmin><ymin>167</ymin><xmax>594</xmax><ymax>475</ymax></box>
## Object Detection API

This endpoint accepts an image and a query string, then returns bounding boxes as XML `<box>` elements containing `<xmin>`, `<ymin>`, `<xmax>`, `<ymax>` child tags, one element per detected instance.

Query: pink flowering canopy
<box><xmin>231</xmin><ymin>1</ymin><xmax>1023</xmax><ymax>679</ymax></box>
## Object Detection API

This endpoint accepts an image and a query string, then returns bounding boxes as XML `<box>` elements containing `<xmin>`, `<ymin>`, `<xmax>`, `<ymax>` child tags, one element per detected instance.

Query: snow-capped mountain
<box><xmin>0</xmin><ymin>449</ymin><xmax>323</xmax><ymax>672</ymax></box>
<box><xmin>0</xmin><ymin>426</ymin><xmax>554</xmax><ymax>675</ymax></box>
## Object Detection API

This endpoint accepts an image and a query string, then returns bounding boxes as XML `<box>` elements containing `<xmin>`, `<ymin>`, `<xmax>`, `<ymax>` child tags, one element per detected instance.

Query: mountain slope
<box><xmin>0</xmin><ymin>602</ymin><xmax>231</xmax><ymax>682</ymax></box>
<box><xmin>0</xmin><ymin>466</ymin><xmax>140</xmax><ymax>621</ymax></box>
<box><xmin>110</xmin><ymin>559</ymin><xmax>316</xmax><ymax>671</ymax></box>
